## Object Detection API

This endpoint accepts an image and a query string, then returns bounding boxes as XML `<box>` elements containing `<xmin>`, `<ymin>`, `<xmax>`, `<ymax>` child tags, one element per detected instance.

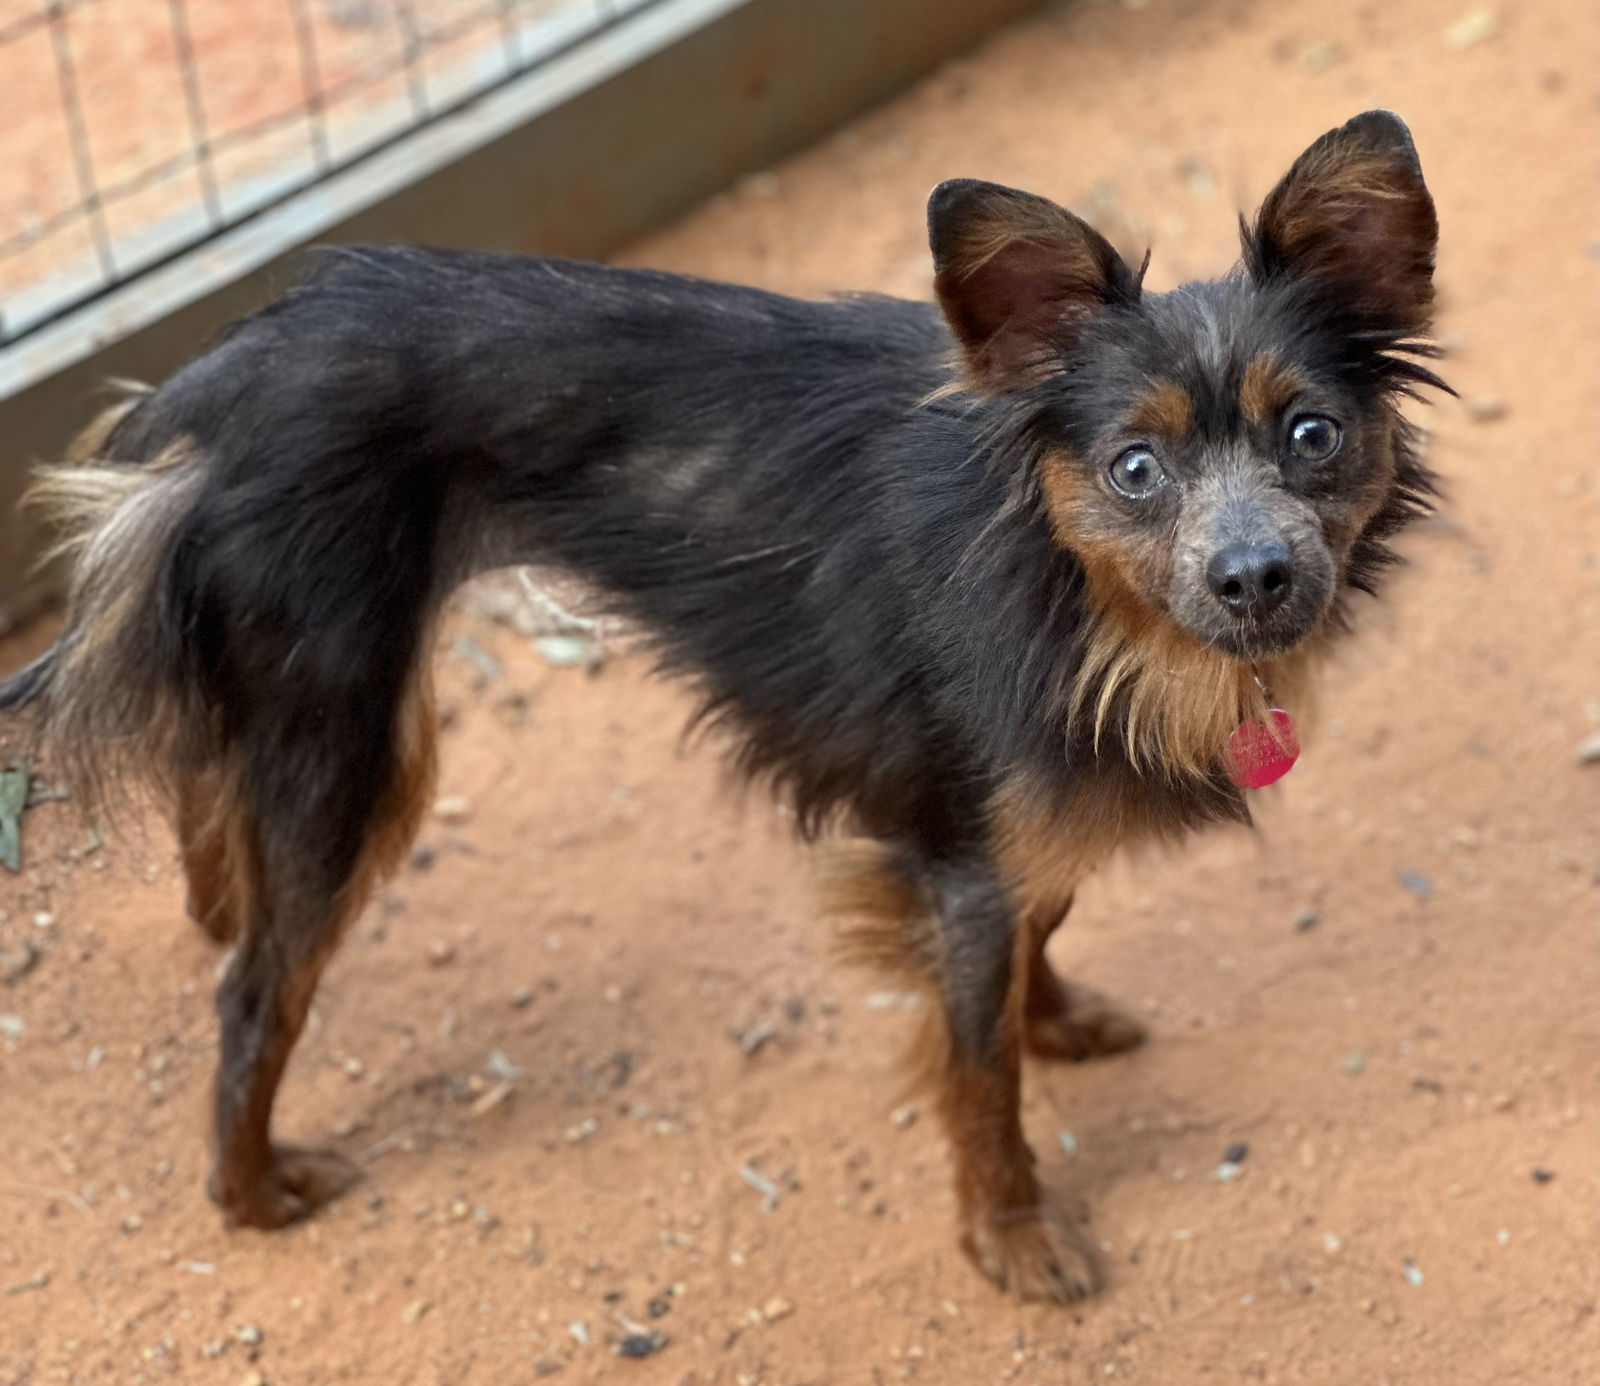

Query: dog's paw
<box><xmin>1025</xmin><ymin>981</ymin><xmax>1147</xmax><ymax>1062</ymax></box>
<box><xmin>211</xmin><ymin>1144</ymin><xmax>361</xmax><ymax>1229</ymax></box>
<box><xmin>961</xmin><ymin>1198</ymin><xmax>1101</xmax><ymax>1303</ymax></box>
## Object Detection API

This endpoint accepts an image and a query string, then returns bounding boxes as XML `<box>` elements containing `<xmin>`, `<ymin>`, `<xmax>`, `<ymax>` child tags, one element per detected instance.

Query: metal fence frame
<box><xmin>0</xmin><ymin>0</ymin><xmax>662</xmax><ymax>347</ymax></box>
<box><xmin>0</xmin><ymin>0</ymin><xmax>1046</xmax><ymax>629</ymax></box>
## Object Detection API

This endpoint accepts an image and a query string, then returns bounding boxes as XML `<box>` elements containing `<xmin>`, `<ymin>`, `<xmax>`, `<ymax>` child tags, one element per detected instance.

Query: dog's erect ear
<box><xmin>928</xmin><ymin>179</ymin><xmax>1140</xmax><ymax>392</ymax></box>
<box><xmin>1246</xmin><ymin>110</ymin><xmax>1437</xmax><ymax>332</ymax></box>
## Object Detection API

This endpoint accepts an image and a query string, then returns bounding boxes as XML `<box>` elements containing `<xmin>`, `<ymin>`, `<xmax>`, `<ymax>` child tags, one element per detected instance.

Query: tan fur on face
<box><xmin>1038</xmin><ymin>452</ymin><xmax>1322</xmax><ymax>778</ymax></box>
<box><xmin>1127</xmin><ymin>379</ymin><xmax>1194</xmax><ymax>439</ymax></box>
<box><xmin>1240</xmin><ymin>352</ymin><xmax>1307</xmax><ymax>425</ymax></box>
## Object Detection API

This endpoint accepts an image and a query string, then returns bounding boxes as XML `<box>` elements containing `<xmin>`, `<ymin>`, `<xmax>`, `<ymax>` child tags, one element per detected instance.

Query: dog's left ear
<box><xmin>1246</xmin><ymin>110</ymin><xmax>1437</xmax><ymax>332</ymax></box>
<box><xmin>929</xmin><ymin>179</ymin><xmax>1140</xmax><ymax>392</ymax></box>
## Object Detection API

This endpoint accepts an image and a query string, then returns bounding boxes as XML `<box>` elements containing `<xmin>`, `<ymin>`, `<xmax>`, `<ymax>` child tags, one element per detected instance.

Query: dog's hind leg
<box><xmin>206</xmin><ymin>663</ymin><xmax>436</xmax><ymax>1229</ymax></box>
<box><xmin>1020</xmin><ymin>894</ymin><xmax>1147</xmax><ymax>1062</ymax></box>
<box><xmin>177</xmin><ymin>769</ymin><xmax>244</xmax><ymax>945</ymax></box>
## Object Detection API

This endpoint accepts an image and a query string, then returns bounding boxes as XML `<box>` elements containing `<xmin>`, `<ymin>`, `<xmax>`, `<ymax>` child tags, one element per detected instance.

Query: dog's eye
<box><xmin>1288</xmin><ymin>414</ymin><xmax>1341</xmax><ymax>462</ymax></box>
<box><xmin>1108</xmin><ymin>448</ymin><xmax>1167</xmax><ymax>500</ymax></box>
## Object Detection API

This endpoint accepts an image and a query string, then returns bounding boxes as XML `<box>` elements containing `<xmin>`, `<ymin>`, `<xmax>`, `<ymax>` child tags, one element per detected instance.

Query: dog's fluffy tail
<box><xmin>0</xmin><ymin>383</ymin><xmax>212</xmax><ymax>815</ymax></box>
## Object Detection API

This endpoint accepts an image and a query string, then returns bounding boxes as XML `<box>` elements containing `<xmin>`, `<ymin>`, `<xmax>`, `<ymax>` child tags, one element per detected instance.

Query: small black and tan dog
<box><xmin>1</xmin><ymin>110</ymin><xmax>1443</xmax><ymax>1301</ymax></box>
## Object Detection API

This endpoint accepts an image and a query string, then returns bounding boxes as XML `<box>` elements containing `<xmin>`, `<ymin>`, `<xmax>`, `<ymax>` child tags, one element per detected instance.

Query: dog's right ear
<box><xmin>928</xmin><ymin>179</ymin><xmax>1140</xmax><ymax>393</ymax></box>
<box><xmin>1244</xmin><ymin>110</ymin><xmax>1437</xmax><ymax>333</ymax></box>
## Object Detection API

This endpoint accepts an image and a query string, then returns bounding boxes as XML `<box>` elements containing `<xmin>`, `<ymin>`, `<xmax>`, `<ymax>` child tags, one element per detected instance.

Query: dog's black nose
<box><xmin>1207</xmin><ymin>541</ymin><xmax>1293</xmax><ymax>618</ymax></box>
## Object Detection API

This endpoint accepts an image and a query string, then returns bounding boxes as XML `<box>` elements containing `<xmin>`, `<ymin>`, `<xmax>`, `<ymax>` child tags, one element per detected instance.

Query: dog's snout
<box><xmin>1206</xmin><ymin>541</ymin><xmax>1293</xmax><ymax>618</ymax></box>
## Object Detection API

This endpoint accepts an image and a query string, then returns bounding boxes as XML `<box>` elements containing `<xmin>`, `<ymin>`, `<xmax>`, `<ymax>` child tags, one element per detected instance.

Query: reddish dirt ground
<box><xmin>2</xmin><ymin>1</ymin><xmax>1597</xmax><ymax>1383</ymax></box>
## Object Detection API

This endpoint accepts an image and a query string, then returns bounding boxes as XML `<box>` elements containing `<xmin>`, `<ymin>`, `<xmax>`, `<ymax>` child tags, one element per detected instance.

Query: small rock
<box><xmin>1293</xmin><ymin>907</ymin><xmax>1320</xmax><ymax>932</ymax></box>
<box><xmin>1445</xmin><ymin>8</ymin><xmax>1499</xmax><ymax>49</ymax></box>
<box><xmin>1217</xmin><ymin>1161</ymin><xmax>1244</xmax><ymax>1184</ymax></box>
<box><xmin>1401</xmin><ymin>1259</ymin><xmax>1425</xmax><ymax>1287</ymax></box>
<box><xmin>1323</xmin><ymin>1232</ymin><xmax>1345</xmax><ymax>1254</ymax></box>
<box><xmin>1397</xmin><ymin>868</ymin><xmax>1435</xmax><ymax>899</ymax></box>
<box><xmin>1573</xmin><ymin>732</ymin><xmax>1600</xmax><ymax>765</ymax></box>
<box><xmin>1057</xmin><ymin>1129</ymin><xmax>1079</xmax><ymax>1157</ymax></box>
<box><xmin>432</xmin><ymin>794</ymin><xmax>471</xmax><ymax>823</ymax></box>
<box><xmin>32</xmin><ymin>912</ymin><xmax>55</xmax><ymax>930</ymax></box>
<box><xmin>613</xmin><ymin>1331</ymin><xmax>665</xmax><ymax>1358</ymax></box>
<box><xmin>890</xmin><ymin>1105</ymin><xmax>919</xmax><ymax>1129</ymax></box>
<box><xmin>402</xmin><ymin>1299</ymin><xmax>430</xmax><ymax>1325</ymax></box>
<box><xmin>1301</xmin><ymin>40</ymin><xmax>1344</xmax><ymax>72</ymax></box>
<box><xmin>1223</xmin><ymin>1141</ymin><xmax>1249</xmax><ymax>1165</ymax></box>
<box><xmin>486</xmin><ymin>1049</ymin><xmax>520</xmax><ymax>1081</ymax></box>
<box><xmin>409</xmin><ymin>845</ymin><xmax>435</xmax><ymax>871</ymax></box>
<box><xmin>568</xmin><ymin>1321</ymin><xmax>591</xmax><ymax>1347</ymax></box>
<box><xmin>341</xmin><ymin>1056</ymin><xmax>365</xmax><ymax>1080</ymax></box>
<box><xmin>510</xmin><ymin>986</ymin><xmax>535</xmax><ymax>1008</ymax></box>
<box><xmin>240</xmin><ymin>1372</ymin><xmax>267</xmax><ymax>1386</ymax></box>
<box><xmin>647</xmin><ymin>1296</ymin><xmax>672</xmax><ymax>1319</ymax></box>
<box><xmin>761</xmin><ymin>1295</ymin><xmax>795</xmax><ymax>1323</ymax></box>
<box><xmin>232</xmin><ymin>1324</ymin><xmax>264</xmax><ymax>1347</ymax></box>
<box><xmin>426</xmin><ymin>940</ymin><xmax>456</xmax><ymax>967</ymax></box>
<box><xmin>1533</xmin><ymin>1167</ymin><xmax>1556</xmax><ymax>1184</ymax></box>
<box><xmin>1463</xmin><ymin>394</ymin><xmax>1508</xmax><ymax>422</ymax></box>
<box><xmin>1343</xmin><ymin>1050</ymin><xmax>1367</xmax><ymax>1076</ymax></box>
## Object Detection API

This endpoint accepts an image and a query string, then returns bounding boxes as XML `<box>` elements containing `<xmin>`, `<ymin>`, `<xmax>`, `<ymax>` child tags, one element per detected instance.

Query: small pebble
<box><xmin>1300</xmin><ymin>40</ymin><xmax>1343</xmax><ymax>72</ymax></box>
<box><xmin>891</xmin><ymin>1105</ymin><xmax>919</xmax><ymax>1129</ymax></box>
<box><xmin>1533</xmin><ymin>1168</ymin><xmax>1555</xmax><ymax>1184</ymax></box>
<box><xmin>1401</xmin><ymin>1259</ymin><xmax>1425</xmax><ymax>1287</ymax></box>
<box><xmin>426</xmin><ymin>941</ymin><xmax>456</xmax><ymax>967</ymax></box>
<box><xmin>761</xmin><ymin>1296</ymin><xmax>795</xmax><ymax>1323</ymax></box>
<box><xmin>432</xmin><ymin>795</ymin><xmax>471</xmax><ymax>823</ymax></box>
<box><xmin>1463</xmin><ymin>394</ymin><xmax>1508</xmax><ymax>422</ymax></box>
<box><xmin>1343</xmin><ymin>1050</ymin><xmax>1367</xmax><ymax>1076</ymax></box>
<box><xmin>1293</xmin><ymin>907</ymin><xmax>1320</xmax><ymax>932</ymax></box>
<box><xmin>1397</xmin><ymin>869</ymin><xmax>1435</xmax><ymax>899</ymax></box>
<box><xmin>232</xmin><ymin>1324</ymin><xmax>263</xmax><ymax>1347</ymax></box>
<box><xmin>1445</xmin><ymin>7</ymin><xmax>1499</xmax><ymax>49</ymax></box>
<box><xmin>1323</xmin><ymin>1232</ymin><xmax>1345</xmax><ymax>1254</ymax></box>
<box><xmin>613</xmin><ymin>1331</ymin><xmax>665</xmax><ymax>1358</ymax></box>
<box><xmin>401</xmin><ymin>1299</ymin><xmax>430</xmax><ymax>1325</ymax></box>
<box><xmin>1573</xmin><ymin>732</ymin><xmax>1600</xmax><ymax>765</ymax></box>
<box><xmin>510</xmin><ymin>986</ymin><xmax>535</xmax><ymax>1009</ymax></box>
<box><xmin>408</xmin><ymin>845</ymin><xmax>435</xmax><ymax>871</ymax></box>
<box><xmin>1058</xmin><ymin>1129</ymin><xmax>1079</xmax><ymax>1157</ymax></box>
<box><xmin>1223</xmin><ymin>1141</ymin><xmax>1249</xmax><ymax>1165</ymax></box>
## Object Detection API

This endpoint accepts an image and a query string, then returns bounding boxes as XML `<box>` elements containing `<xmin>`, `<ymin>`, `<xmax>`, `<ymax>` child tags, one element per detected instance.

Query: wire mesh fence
<box><xmin>0</xmin><ymin>0</ymin><xmax>661</xmax><ymax>347</ymax></box>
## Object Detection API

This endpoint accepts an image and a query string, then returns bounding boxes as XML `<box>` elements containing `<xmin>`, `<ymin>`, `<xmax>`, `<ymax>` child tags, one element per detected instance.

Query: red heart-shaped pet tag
<box><xmin>1225</xmin><ymin>709</ymin><xmax>1299</xmax><ymax>789</ymax></box>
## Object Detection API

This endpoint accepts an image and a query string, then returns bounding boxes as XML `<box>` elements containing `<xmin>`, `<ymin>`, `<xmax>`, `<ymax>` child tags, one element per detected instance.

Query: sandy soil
<box><xmin>2</xmin><ymin>0</ymin><xmax>1597</xmax><ymax>1382</ymax></box>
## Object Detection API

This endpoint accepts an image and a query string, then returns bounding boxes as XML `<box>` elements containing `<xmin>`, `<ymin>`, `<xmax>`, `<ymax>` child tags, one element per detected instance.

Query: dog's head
<box><xmin>928</xmin><ymin>110</ymin><xmax>1443</xmax><ymax>664</ymax></box>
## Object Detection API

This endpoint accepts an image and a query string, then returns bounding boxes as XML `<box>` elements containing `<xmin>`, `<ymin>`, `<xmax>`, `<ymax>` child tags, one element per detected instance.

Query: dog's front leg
<box><xmin>926</xmin><ymin>861</ymin><xmax>1100</xmax><ymax>1303</ymax></box>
